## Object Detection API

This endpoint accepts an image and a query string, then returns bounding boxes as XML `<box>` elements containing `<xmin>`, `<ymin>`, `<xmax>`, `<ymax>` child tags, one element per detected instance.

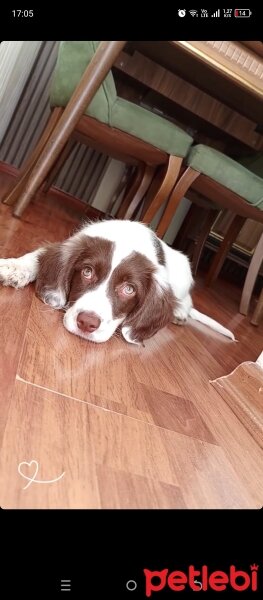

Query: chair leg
<box><xmin>41</xmin><ymin>138</ymin><xmax>76</xmax><ymax>193</ymax></box>
<box><xmin>173</xmin><ymin>203</ymin><xmax>200</xmax><ymax>251</ymax></box>
<box><xmin>108</xmin><ymin>165</ymin><xmax>133</xmax><ymax>215</ymax></box>
<box><xmin>192</xmin><ymin>208</ymin><xmax>218</xmax><ymax>275</ymax></box>
<box><xmin>140</xmin><ymin>167</ymin><xmax>165</xmax><ymax>218</ymax></box>
<box><xmin>156</xmin><ymin>167</ymin><xmax>200</xmax><ymax>238</ymax></box>
<box><xmin>116</xmin><ymin>164</ymin><xmax>145</xmax><ymax>219</ymax></box>
<box><xmin>240</xmin><ymin>232</ymin><xmax>263</xmax><ymax>316</ymax></box>
<box><xmin>120</xmin><ymin>165</ymin><xmax>155</xmax><ymax>220</ymax></box>
<box><xmin>141</xmin><ymin>156</ymin><xmax>183</xmax><ymax>226</ymax></box>
<box><xmin>251</xmin><ymin>287</ymin><xmax>263</xmax><ymax>326</ymax></box>
<box><xmin>124</xmin><ymin>165</ymin><xmax>156</xmax><ymax>220</ymax></box>
<box><xmin>2</xmin><ymin>108</ymin><xmax>63</xmax><ymax>206</ymax></box>
<box><xmin>206</xmin><ymin>214</ymin><xmax>246</xmax><ymax>286</ymax></box>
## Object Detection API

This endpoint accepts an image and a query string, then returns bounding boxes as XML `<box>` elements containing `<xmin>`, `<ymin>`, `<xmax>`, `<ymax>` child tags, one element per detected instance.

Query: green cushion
<box><xmin>109</xmin><ymin>97</ymin><xmax>193</xmax><ymax>157</ymax></box>
<box><xmin>50</xmin><ymin>41</ymin><xmax>193</xmax><ymax>157</ymax></box>
<box><xmin>50</xmin><ymin>41</ymin><xmax>117</xmax><ymax>124</ymax></box>
<box><xmin>187</xmin><ymin>144</ymin><xmax>263</xmax><ymax>210</ymax></box>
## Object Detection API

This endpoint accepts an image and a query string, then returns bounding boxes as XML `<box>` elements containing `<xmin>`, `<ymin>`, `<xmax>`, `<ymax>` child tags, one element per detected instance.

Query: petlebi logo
<box><xmin>143</xmin><ymin>564</ymin><xmax>259</xmax><ymax>595</ymax></box>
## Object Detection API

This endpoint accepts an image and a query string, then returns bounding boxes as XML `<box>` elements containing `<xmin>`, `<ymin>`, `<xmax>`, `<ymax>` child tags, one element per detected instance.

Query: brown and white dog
<box><xmin>0</xmin><ymin>219</ymin><xmax>235</xmax><ymax>344</ymax></box>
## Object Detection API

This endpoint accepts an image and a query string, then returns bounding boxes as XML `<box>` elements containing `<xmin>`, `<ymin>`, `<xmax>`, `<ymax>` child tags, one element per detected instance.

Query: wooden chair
<box><xmin>2</xmin><ymin>41</ymin><xmax>193</xmax><ymax>220</ymax></box>
<box><xmin>151</xmin><ymin>143</ymin><xmax>263</xmax><ymax>324</ymax></box>
<box><xmin>153</xmin><ymin>146</ymin><xmax>263</xmax><ymax>276</ymax></box>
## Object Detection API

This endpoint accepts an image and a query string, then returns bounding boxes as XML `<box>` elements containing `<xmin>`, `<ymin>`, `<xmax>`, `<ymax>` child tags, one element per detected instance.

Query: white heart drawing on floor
<box><xmin>18</xmin><ymin>459</ymin><xmax>65</xmax><ymax>489</ymax></box>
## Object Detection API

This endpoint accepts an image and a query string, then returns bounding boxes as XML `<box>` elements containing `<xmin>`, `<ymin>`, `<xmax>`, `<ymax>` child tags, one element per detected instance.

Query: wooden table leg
<box><xmin>240</xmin><ymin>232</ymin><xmax>263</xmax><ymax>316</ymax></box>
<box><xmin>251</xmin><ymin>287</ymin><xmax>263</xmax><ymax>326</ymax></box>
<box><xmin>13</xmin><ymin>41</ymin><xmax>126</xmax><ymax>217</ymax></box>
<box><xmin>206</xmin><ymin>214</ymin><xmax>246</xmax><ymax>286</ymax></box>
<box><xmin>192</xmin><ymin>208</ymin><xmax>218</xmax><ymax>275</ymax></box>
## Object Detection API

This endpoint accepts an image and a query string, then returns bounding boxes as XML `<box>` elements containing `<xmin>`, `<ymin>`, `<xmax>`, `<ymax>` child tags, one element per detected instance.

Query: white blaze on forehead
<box><xmin>82</xmin><ymin>220</ymin><xmax>159</xmax><ymax>269</ymax></box>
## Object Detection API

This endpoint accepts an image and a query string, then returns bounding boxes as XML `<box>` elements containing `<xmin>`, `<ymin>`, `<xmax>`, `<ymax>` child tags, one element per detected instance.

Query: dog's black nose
<box><xmin>77</xmin><ymin>311</ymin><xmax>101</xmax><ymax>333</ymax></box>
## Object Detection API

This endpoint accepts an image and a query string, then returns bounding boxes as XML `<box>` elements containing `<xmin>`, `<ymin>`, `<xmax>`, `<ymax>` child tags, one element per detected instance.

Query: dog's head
<box><xmin>36</xmin><ymin>220</ymin><xmax>175</xmax><ymax>344</ymax></box>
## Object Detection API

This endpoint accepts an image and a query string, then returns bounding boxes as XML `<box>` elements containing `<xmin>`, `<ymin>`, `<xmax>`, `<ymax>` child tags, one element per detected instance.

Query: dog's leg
<box><xmin>172</xmin><ymin>294</ymin><xmax>192</xmax><ymax>325</ymax></box>
<box><xmin>0</xmin><ymin>248</ymin><xmax>45</xmax><ymax>288</ymax></box>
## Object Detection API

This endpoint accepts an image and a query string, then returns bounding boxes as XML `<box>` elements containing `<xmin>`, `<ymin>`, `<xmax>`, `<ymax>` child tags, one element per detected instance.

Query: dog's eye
<box><xmin>82</xmin><ymin>266</ymin><xmax>93</xmax><ymax>279</ymax></box>
<box><xmin>123</xmin><ymin>284</ymin><xmax>135</xmax><ymax>296</ymax></box>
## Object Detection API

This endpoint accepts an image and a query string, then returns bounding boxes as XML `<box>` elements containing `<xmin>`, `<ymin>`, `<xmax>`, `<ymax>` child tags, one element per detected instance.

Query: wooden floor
<box><xmin>0</xmin><ymin>175</ymin><xmax>262</xmax><ymax>508</ymax></box>
<box><xmin>211</xmin><ymin>362</ymin><xmax>263</xmax><ymax>450</ymax></box>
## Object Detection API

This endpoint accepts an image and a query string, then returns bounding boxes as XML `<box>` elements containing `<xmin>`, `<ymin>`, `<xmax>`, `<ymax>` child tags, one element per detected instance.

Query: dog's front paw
<box><xmin>38</xmin><ymin>288</ymin><xmax>66</xmax><ymax>309</ymax></box>
<box><xmin>172</xmin><ymin>296</ymin><xmax>192</xmax><ymax>326</ymax></box>
<box><xmin>172</xmin><ymin>307</ymin><xmax>189</xmax><ymax>326</ymax></box>
<box><xmin>173</xmin><ymin>316</ymin><xmax>187</xmax><ymax>326</ymax></box>
<box><xmin>0</xmin><ymin>258</ymin><xmax>33</xmax><ymax>288</ymax></box>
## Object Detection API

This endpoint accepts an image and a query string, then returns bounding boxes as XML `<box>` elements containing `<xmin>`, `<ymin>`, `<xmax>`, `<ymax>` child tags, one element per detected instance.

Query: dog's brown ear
<box><xmin>35</xmin><ymin>242</ymin><xmax>75</xmax><ymax>308</ymax></box>
<box><xmin>122</xmin><ymin>282</ymin><xmax>175</xmax><ymax>344</ymax></box>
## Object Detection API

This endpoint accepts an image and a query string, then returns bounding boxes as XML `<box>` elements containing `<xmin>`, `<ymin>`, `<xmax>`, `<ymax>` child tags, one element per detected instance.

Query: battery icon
<box><xmin>234</xmin><ymin>9</ymin><xmax>252</xmax><ymax>17</ymax></box>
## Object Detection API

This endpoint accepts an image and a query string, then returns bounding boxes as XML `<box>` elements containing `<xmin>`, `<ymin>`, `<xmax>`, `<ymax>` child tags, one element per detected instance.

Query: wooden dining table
<box><xmin>128</xmin><ymin>41</ymin><xmax>263</xmax><ymax>121</ymax></box>
<box><xmin>115</xmin><ymin>41</ymin><xmax>263</xmax><ymax>150</ymax></box>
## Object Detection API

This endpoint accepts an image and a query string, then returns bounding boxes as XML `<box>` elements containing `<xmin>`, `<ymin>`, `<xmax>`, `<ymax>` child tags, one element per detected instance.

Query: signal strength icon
<box><xmin>189</xmin><ymin>9</ymin><xmax>198</xmax><ymax>17</ymax></box>
<box><xmin>211</xmin><ymin>9</ymin><xmax>220</xmax><ymax>17</ymax></box>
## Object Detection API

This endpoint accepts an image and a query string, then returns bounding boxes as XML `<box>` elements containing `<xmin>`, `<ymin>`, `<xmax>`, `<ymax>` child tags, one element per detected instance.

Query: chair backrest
<box><xmin>50</xmin><ymin>41</ymin><xmax>117</xmax><ymax>124</ymax></box>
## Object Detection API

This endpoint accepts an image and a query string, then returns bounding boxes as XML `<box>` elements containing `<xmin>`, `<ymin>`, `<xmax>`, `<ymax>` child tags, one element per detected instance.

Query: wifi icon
<box><xmin>189</xmin><ymin>9</ymin><xmax>198</xmax><ymax>17</ymax></box>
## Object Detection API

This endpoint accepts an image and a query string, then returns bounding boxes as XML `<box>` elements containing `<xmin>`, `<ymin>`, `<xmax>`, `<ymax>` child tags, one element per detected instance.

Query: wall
<box><xmin>0</xmin><ymin>41</ymin><xmax>42</xmax><ymax>141</ymax></box>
